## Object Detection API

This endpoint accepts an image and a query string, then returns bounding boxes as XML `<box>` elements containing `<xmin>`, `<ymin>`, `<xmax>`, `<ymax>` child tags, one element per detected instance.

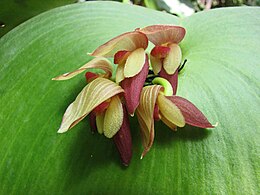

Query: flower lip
<box><xmin>138</xmin><ymin>25</ymin><xmax>186</xmax><ymax>46</ymax></box>
<box><xmin>90</xmin><ymin>31</ymin><xmax>148</xmax><ymax>57</ymax></box>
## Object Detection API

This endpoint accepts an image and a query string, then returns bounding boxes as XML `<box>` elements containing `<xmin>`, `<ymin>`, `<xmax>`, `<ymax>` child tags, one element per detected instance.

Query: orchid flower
<box><xmin>53</xmin><ymin>58</ymin><xmax>132</xmax><ymax>165</ymax></box>
<box><xmin>90</xmin><ymin>31</ymin><xmax>149</xmax><ymax>115</ymax></box>
<box><xmin>136</xmin><ymin>77</ymin><xmax>215</xmax><ymax>158</ymax></box>
<box><xmin>138</xmin><ymin>25</ymin><xmax>186</xmax><ymax>94</ymax></box>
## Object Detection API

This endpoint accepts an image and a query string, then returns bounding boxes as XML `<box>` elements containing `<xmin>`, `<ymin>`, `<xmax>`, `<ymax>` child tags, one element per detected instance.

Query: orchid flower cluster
<box><xmin>53</xmin><ymin>25</ymin><xmax>215</xmax><ymax>166</ymax></box>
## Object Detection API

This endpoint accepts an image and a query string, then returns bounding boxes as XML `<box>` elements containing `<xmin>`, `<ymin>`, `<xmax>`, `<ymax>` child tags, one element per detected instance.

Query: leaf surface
<box><xmin>0</xmin><ymin>2</ymin><xmax>259</xmax><ymax>194</ymax></box>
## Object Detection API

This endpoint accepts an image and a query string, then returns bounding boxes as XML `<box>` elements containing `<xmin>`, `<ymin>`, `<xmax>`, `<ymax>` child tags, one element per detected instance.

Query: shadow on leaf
<box><xmin>62</xmin><ymin>119</ymin><xmax>124</xmax><ymax>192</ymax></box>
<box><xmin>155</xmin><ymin>121</ymin><xmax>212</xmax><ymax>145</ymax></box>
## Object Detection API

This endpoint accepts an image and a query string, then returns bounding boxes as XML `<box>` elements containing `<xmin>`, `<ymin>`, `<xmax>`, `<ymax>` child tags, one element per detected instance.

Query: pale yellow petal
<box><xmin>96</xmin><ymin>112</ymin><xmax>105</xmax><ymax>134</ymax></box>
<box><xmin>103</xmin><ymin>96</ymin><xmax>123</xmax><ymax>138</ymax></box>
<box><xmin>116</xmin><ymin>63</ymin><xmax>125</xmax><ymax>83</ymax></box>
<box><xmin>157</xmin><ymin>94</ymin><xmax>185</xmax><ymax>127</ymax></box>
<box><xmin>90</xmin><ymin>31</ymin><xmax>148</xmax><ymax>57</ymax></box>
<box><xmin>150</xmin><ymin>55</ymin><xmax>162</xmax><ymax>75</ymax></box>
<box><xmin>52</xmin><ymin>57</ymin><xmax>112</xmax><ymax>80</ymax></box>
<box><xmin>163</xmin><ymin>43</ymin><xmax>182</xmax><ymax>75</ymax></box>
<box><xmin>57</xmin><ymin>78</ymin><xmax>124</xmax><ymax>133</ymax></box>
<box><xmin>136</xmin><ymin>85</ymin><xmax>162</xmax><ymax>157</ymax></box>
<box><xmin>124</xmin><ymin>48</ymin><xmax>145</xmax><ymax>78</ymax></box>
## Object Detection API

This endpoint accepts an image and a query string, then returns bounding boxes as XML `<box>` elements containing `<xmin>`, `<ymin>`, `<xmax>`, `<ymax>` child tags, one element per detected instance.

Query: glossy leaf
<box><xmin>0</xmin><ymin>2</ymin><xmax>259</xmax><ymax>194</ymax></box>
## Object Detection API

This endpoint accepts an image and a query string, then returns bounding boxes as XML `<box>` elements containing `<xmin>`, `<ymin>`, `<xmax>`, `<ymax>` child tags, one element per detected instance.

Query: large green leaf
<box><xmin>0</xmin><ymin>0</ymin><xmax>75</xmax><ymax>37</ymax></box>
<box><xmin>0</xmin><ymin>2</ymin><xmax>259</xmax><ymax>194</ymax></box>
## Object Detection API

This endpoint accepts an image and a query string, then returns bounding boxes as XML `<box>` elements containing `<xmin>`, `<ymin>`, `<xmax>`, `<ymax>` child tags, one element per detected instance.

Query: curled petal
<box><xmin>121</xmin><ymin>54</ymin><xmax>149</xmax><ymax>115</ymax></box>
<box><xmin>104</xmin><ymin>96</ymin><xmax>124</xmax><ymax>138</ymax></box>
<box><xmin>90</xmin><ymin>31</ymin><xmax>148</xmax><ymax>57</ymax></box>
<box><xmin>151</xmin><ymin>46</ymin><xmax>170</xmax><ymax>58</ymax></box>
<box><xmin>52</xmin><ymin>57</ymin><xmax>112</xmax><ymax>80</ymax></box>
<box><xmin>157</xmin><ymin>94</ymin><xmax>185</xmax><ymax>127</ymax></box>
<box><xmin>166</xmin><ymin>96</ymin><xmax>214</xmax><ymax>128</ymax></box>
<box><xmin>136</xmin><ymin>85</ymin><xmax>162</xmax><ymax>158</ymax></box>
<box><xmin>124</xmin><ymin>48</ymin><xmax>146</xmax><ymax>78</ymax></box>
<box><xmin>159</xmin><ymin>67</ymin><xmax>178</xmax><ymax>95</ymax></box>
<box><xmin>113</xmin><ymin>105</ymin><xmax>132</xmax><ymax>166</ymax></box>
<box><xmin>57</xmin><ymin>78</ymin><xmax>124</xmax><ymax>133</ymax></box>
<box><xmin>150</xmin><ymin>55</ymin><xmax>162</xmax><ymax>75</ymax></box>
<box><xmin>163</xmin><ymin>43</ymin><xmax>182</xmax><ymax>75</ymax></box>
<box><xmin>138</xmin><ymin>25</ymin><xmax>186</xmax><ymax>45</ymax></box>
<box><xmin>114</xmin><ymin>50</ymin><xmax>131</xmax><ymax>64</ymax></box>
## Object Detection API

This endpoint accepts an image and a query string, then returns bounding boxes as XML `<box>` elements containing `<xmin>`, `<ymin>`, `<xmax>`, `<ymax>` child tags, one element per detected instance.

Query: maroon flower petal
<box><xmin>92</xmin><ymin>101</ymin><xmax>110</xmax><ymax>114</ymax></box>
<box><xmin>89</xmin><ymin>112</ymin><xmax>97</xmax><ymax>133</ymax></box>
<box><xmin>153</xmin><ymin>104</ymin><xmax>160</xmax><ymax>121</ymax></box>
<box><xmin>85</xmin><ymin>72</ymin><xmax>99</xmax><ymax>83</ymax></box>
<box><xmin>114</xmin><ymin>50</ymin><xmax>130</xmax><ymax>64</ymax></box>
<box><xmin>159</xmin><ymin>67</ymin><xmax>178</xmax><ymax>95</ymax></box>
<box><xmin>151</xmin><ymin>46</ymin><xmax>170</xmax><ymax>59</ymax></box>
<box><xmin>121</xmin><ymin>54</ymin><xmax>149</xmax><ymax>115</ymax></box>
<box><xmin>166</xmin><ymin>96</ymin><xmax>214</xmax><ymax>128</ymax></box>
<box><xmin>113</xmin><ymin>105</ymin><xmax>132</xmax><ymax>166</ymax></box>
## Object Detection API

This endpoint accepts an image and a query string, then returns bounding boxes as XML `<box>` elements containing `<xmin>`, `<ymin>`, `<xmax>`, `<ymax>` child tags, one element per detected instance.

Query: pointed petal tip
<box><xmin>212</xmin><ymin>122</ymin><xmax>219</xmax><ymax>127</ymax></box>
<box><xmin>57</xmin><ymin>128</ymin><xmax>66</xmax><ymax>133</ymax></box>
<box><xmin>122</xmin><ymin>162</ymin><xmax>129</xmax><ymax>167</ymax></box>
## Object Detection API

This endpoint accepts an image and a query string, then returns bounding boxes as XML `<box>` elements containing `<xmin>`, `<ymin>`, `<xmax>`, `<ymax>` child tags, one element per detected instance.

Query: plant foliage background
<box><xmin>0</xmin><ymin>1</ymin><xmax>259</xmax><ymax>194</ymax></box>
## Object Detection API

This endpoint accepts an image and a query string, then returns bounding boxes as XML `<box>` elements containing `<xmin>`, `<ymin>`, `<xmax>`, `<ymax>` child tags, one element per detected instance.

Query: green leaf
<box><xmin>0</xmin><ymin>0</ymin><xmax>75</xmax><ymax>38</ymax></box>
<box><xmin>0</xmin><ymin>2</ymin><xmax>259</xmax><ymax>194</ymax></box>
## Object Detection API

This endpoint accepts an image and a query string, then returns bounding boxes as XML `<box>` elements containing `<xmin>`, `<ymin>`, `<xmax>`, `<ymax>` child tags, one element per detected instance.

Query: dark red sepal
<box><xmin>89</xmin><ymin>112</ymin><xmax>97</xmax><ymax>133</ymax></box>
<box><xmin>159</xmin><ymin>67</ymin><xmax>178</xmax><ymax>95</ymax></box>
<box><xmin>113</xmin><ymin>105</ymin><xmax>132</xmax><ymax>166</ymax></box>
<box><xmin>121</xmin><ymin>54</ymin><xmax>149</xmax><ymax>115</ymax></box>
<box><xmin>166</xmin><ymin>96</ymin><xmax>214</xmax><ymax>128</ymax></box>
